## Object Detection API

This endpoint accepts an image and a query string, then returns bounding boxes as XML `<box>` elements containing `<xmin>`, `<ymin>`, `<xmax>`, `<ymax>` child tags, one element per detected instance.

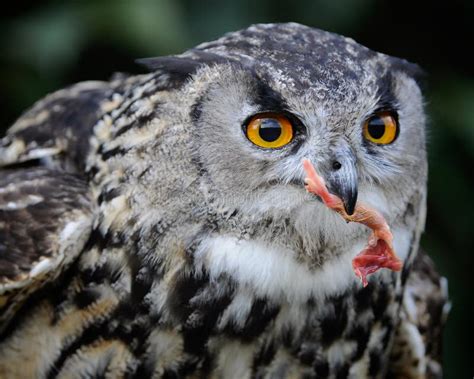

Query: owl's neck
<box><xmin>193</xmin><ymin>234</ymin><xmax>361</xmax><ymax>303</ymax></box>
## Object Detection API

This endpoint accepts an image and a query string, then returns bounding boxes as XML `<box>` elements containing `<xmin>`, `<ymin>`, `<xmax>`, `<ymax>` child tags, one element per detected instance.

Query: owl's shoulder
<box><xmin>0</xmin><ymin>81</ymin><xmax>119</xmax><ymax>173</ymax></box>
<box><xmin>388</xmin><ymin>250</ymin><xmax>450</xmax><ymax>378</ymax></box>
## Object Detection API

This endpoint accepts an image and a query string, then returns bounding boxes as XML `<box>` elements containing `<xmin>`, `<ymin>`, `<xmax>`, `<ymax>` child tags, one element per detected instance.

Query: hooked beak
<box><xmin>327</xmin><ymin>148</ymin><xmax>358</xmax><ymax>215</ymax></box>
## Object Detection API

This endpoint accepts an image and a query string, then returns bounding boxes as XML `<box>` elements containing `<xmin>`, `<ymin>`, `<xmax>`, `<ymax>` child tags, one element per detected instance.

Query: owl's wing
<box><xmin>388</xmin><ymin>250</ymin><xmax>450</xmax><ymax>379</ymax></box>
<box><xmin>0</xmin><ymin>80</ymin><xmax>114</xmax><ymax>173</ymax></box>
<box><xmin>0</xmin><ymin>168</ymin><xmax>95</xmax><ymax>333</ymax></box>
<box><xmin>0</xmin><ymin>81</ymin><xmax>114</xmax><ymax>332</ymax></box>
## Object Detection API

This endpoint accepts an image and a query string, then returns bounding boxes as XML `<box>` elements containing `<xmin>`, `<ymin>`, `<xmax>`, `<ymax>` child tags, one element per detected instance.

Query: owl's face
<box><xmin>142</xmin><ymin>24</ymin><xmax>427</xmax><ymax>274</ymax></box>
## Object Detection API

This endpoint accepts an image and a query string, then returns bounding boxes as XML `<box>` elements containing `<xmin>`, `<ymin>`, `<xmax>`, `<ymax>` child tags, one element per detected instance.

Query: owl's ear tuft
<box><xmin>388</xmin><ymin>57</ymin><xmax>427</xmax><ymax>89</ymax></box>
<box><xmin>136</xmin><ymin>56</ymin><xmax>201</xmax><ymax>77</ymax></box>
<box><xmin>136</xmin><ymin>50</ymin><xmax>230</xmax><ymax>85</ymax></box>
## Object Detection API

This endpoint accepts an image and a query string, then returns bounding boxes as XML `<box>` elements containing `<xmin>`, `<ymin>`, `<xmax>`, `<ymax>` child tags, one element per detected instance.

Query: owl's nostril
<box><xmin>332</xmin><ymin>161</ymin><xmax>342</xmax><ymax>170</ymax></box>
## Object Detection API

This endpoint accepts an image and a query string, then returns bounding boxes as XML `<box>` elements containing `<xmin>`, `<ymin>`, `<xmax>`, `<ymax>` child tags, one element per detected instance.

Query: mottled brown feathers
<box><xmin>0</xmin><ymin>168</ymin><xmax>93</xmax><ymax>282</ymax></box>
<box><xmin>0</xmin><ymin>168</ymin><xmax>94</xmax><ymax>334</ymax></box>
<box><xmin>0</xmin><ymin>81</ymin><xmax>113</xmax><ymax>172</ymax></box>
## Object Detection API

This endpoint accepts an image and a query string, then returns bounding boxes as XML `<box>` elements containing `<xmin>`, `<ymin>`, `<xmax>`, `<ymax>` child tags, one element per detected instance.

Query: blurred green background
<box><xmin>0</xmin><ymin>1</ymin><xmax>472</xmax><ymax>377</ymax></box>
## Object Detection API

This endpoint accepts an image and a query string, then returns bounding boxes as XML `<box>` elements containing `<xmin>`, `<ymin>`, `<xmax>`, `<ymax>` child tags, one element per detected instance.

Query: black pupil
<box><xmin>368</xmin><ymin>117</ymin><xmax>386</xmax><ymax>139</ymax></box>
<box><xmin>258</xmin><ymin>119</ymin><xmax>282</xmax><ymax>142</ymax></box>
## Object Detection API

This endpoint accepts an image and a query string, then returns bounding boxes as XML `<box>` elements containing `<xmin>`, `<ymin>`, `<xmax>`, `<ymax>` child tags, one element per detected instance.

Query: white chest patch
<box><xmin>195</xmin><ymin>227</ymin><xmax>412</xmax><ymax>303</ymax></box>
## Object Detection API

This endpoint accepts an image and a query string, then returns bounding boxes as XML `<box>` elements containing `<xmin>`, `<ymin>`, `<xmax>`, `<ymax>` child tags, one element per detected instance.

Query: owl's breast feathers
<box><xmin>0</xmin><ymin>24</ymin><xmax>448</xmax><ymax>379</ymax></box>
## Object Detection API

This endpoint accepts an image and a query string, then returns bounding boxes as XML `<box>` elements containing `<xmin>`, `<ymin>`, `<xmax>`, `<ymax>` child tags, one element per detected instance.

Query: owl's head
<box><xmin>139</xmin><ymin>23</ymin><xmax>427</xmax><ymax>281</ymax></box>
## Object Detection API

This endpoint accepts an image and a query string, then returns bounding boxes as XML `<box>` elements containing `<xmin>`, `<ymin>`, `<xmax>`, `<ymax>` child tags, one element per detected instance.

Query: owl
<box><xmin>0</xmin><ymin>23</ymin><xmax>449</xmax><ymax>378</ymax></box>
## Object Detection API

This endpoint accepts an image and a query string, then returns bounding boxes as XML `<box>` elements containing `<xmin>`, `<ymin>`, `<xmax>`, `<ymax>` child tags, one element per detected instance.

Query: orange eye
<box><xmin>363</xmin><ymin>111</ymin><xmax>398</xmax><ymax>145</ymax></box>
<box><xmin>245</xmin><ymin>113</ymin><xmax>294</xmax><ymax>148</ymax></box>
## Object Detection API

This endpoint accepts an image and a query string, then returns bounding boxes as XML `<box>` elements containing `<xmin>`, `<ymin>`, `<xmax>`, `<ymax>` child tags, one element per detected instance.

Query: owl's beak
<box><xmin>327</xmin><ymin>148</ymin><xmax>358</xmax><ymax>215</ymax></box>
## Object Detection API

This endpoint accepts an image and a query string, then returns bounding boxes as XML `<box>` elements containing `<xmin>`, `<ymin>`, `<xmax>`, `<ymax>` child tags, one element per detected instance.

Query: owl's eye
<box><xmin>245</xmin><ymin>113</ymin><xmax>294</xmax><ymax>148</ymax></box>
<box><xmin>363</xmin><ymin>111</ymin><xmax>399</xmax><ymax>145</ymax></box>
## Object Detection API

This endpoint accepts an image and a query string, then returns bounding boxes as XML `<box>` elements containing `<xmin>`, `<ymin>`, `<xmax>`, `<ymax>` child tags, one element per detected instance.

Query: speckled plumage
<box><xmin>0</xmin><ymin>23</ymin><xmax>448</xmax><ymax>378</ymax></box>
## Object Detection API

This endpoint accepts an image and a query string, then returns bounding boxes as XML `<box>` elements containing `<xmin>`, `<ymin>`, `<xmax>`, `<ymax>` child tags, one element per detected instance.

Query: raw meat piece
<box><xmin>302</xmin><ymin>158</ymin><xmax>402</xmax><ymax>286</ymax></box>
